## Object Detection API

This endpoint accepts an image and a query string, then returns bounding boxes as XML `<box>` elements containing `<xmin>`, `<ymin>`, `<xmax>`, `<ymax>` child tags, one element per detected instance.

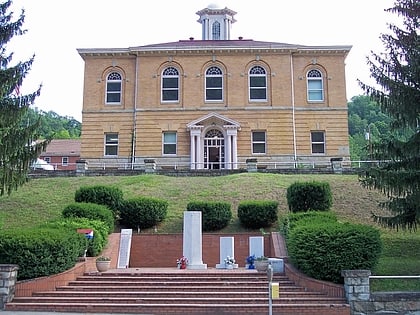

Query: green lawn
<box><xmin>1</xmin><ymin>173</ymin><xmax>419</xmax><ymax>290</ymax></box>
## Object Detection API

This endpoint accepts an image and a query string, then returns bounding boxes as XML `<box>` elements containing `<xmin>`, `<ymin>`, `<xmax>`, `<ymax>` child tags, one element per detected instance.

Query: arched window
<box><xmin>205</xmin><ymin>66</ymin><xmax>223</xmax><ymax>101</ymax></box>
<box><xmin>212</xmin><ymin>21</ymin><xmax>220</xmax><ymax>40</ymax></box>
<box><xmin>162</xmin><ymin>67</ymin><xmax>179</xmax><ymax>102</ymax></box>
<box><xmin>307</xmin><ymin>69</ymin><xmax>324</xmax><ymax>101</ymax></box>
<box><xmin>249</xmin><ymin>66</ymin><xmax>267</xmax><ymax>101</ymax></box>
<box><xmin>106</xmin><ymin>72</ymin><xmax>122</xmax><ymax>104</ymax></box>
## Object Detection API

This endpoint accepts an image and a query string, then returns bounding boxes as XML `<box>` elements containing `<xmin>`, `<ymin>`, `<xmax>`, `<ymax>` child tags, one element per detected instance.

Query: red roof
<box><xmin>42</xmin><ymin>139</ymin><xmax>81</xmax><ymax>156</ymax></box>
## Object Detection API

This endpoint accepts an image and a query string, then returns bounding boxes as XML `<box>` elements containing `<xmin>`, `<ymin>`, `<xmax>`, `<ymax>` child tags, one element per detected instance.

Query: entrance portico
<box><xmin>187</xmin><ymin>112</ymin><xmax>240</xmax><ymax>170</ymax></box>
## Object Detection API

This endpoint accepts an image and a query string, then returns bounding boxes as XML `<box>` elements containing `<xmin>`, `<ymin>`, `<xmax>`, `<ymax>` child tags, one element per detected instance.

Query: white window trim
<box><xmin>205</xmin><ymin>66</ymin><xmax>224</xmax><ymax>102</ymax></box>
<box><xmin>307</xmin><ymin>69</ymin><xmax>324</xmax><ymax>102</ymax></box>
<box><xmin>162</xmin><ymin>131</ymin><xmax>177</xmax><ymax>155</ymax></box>
<box><xmin>161</xmin><ymin>67</ymin><xmax>180</xmax><ymax>103</ymax></box>
<box><xmin>248</xmin><ymin>66</ymin><xmax>268</xmax><ymax>102</ymax></box>
<box><xmin>251</xmin><ymin>131</ymin><xmax>267</xmax><ymax>155</ymax></box>
<box><xmin>105</xmin><ymin>72</ymin><xmax>122</xmax><ymax>105</ymax></box>
<box><xmin>104</xmin><ymin>133</ymin><xmax>119</xmax><ymax>157</ymax></box>
<box><xmin>311</xmin><ymin>131</ymin><xmax>326</xmax><ymax>155</ymax></box>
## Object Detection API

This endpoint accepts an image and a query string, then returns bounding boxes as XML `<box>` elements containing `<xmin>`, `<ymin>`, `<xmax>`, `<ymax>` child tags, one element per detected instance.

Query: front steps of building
<box><xmin>5</xmin><ymin>270</ymin><xmax>350</xmax><ymax>315</ymax></box>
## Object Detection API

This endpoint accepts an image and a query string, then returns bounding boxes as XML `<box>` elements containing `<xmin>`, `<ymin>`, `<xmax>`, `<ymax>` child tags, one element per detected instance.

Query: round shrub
<box><xmin>63</xmin><ymin>202</ymin><xmax>114</xmax><ymax>233</ymax></box>
<box><xmin>120</xmin><ymin>197</ymin><xmax>168</xmax><ymax>230</ymax></box>
<box><xmin>186</xmin><ymin>201</ymin><xmax>232</xmax><ymax>231</ymax></box>
<box><xmin>74</xmin><ymin>185</ymin><xmax>124</xmax><ymax>215</ymax></box>
<box><xmin>287</xmin><ymin>222</ymin><xmax>382</xmax><ymax>284</ymax></box>
<box><xmin>286</xmin><ymin>181</ymin><xmax>332</xmax><ymax>212</ymax></box>
<box><xmin>0</xmin><ymin>227</ymin><xmax>86</xmax><ymax>280</ymax></box>
<box><xmin>238</xmin><ymin>200</ymin><xmax>279</xmax><ymax>229</ymax></box>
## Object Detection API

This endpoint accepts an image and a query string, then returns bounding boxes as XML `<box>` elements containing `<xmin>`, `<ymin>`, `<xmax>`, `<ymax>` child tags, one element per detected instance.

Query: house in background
<box><xmin>78</xmin><ymin>4</ymin><xmax>351</xmax><ymax>170</ymax></box>
<box><xmin>40</xmin><ymin>139</ymin><xmax>81</xmax><ymax>170</ymax></box>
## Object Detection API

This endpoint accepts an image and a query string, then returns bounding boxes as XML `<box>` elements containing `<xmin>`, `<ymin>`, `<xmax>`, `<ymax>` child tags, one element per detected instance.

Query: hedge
<box><xmin>238</xmin><ymin>200</ymin><xmax>279</xmax><ymax>229</ymax></box>
<box><xmin>120</xmin><ymin>197</ymin><xmax>168</xmax><ymax>230</ymax></box>
<box><xmin>287</xmin><ymin>221</ymin><xmax>382</xmax><ymax>283</ymax></box>
<box><xmin>186</xmin><ymin>201</ymin><xmax>232</xmax><ymax>231</ymax></box>
<box><xmin>286</xmin><ymin>181</ymin><xmax>332</xmax><ymax>212</ymax></box>
<box><xmin>44</xmin><ymin>218</ymin><xmax>110</xmax><ymax>257</ymax></box>
<box><xmin>74</xmin><ymin>185</ymin><xmax>124</xmax><ymax>215</ymax></box>
<box><xmin>0</xmin><ymin>227</ymin><xmax>86</xmax><ymax>280</ymax></box>
<box><xmin>63</xmin><ymin>202</ymin><xmax>115</xmax><ymax>234</ymax></box>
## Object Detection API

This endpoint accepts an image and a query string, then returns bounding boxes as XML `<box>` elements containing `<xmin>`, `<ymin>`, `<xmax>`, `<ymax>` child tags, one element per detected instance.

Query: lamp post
<box><xmin>267</xmin><ymin>262</ymin><xmax>273</xmax><ymax>315</ymax></box>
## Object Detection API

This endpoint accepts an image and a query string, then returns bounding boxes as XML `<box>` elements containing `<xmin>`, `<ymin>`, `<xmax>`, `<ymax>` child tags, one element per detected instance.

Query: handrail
<box><xmin>370</xmin><ymin>275</ymin><xmax>420</xmax><ymax>279</ymax></box>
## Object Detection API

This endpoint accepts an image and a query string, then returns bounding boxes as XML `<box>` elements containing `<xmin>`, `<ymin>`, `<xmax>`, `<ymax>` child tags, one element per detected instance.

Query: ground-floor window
<box><xmin>163</xmin><ymin>132</ymin><xmax>177</xmax><ymax>155</ymax></box>
<box><xmin>311</xmin><ymin>131</ymin><xmax>325</xmax><ymax>154</ymax></box>
<box><xmin>104</xmin><ymin>133</ymin><xmax>118</xmax><ymax>156</ymax></box>
<box><xmin>252</xmin><ymin>131</ymin><xmax>266</xmax><ymax>154</ymax></box>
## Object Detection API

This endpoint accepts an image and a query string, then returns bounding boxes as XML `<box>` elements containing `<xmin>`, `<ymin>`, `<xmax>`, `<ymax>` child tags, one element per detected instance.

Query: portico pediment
<box><xmin>186</xmin><ymin>112</ymin><xmax>241</xmax><ymax>130</ymax></box>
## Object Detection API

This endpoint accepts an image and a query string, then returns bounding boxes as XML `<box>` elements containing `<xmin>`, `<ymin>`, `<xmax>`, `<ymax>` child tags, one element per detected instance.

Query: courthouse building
<box><xmin>78</xmin><ymin>4</ymin><xmax>351</xmax><ymax>170</ymax></box>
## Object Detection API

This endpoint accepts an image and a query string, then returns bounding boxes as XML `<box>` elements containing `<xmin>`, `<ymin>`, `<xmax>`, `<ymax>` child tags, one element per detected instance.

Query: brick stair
<box><xmin>5</xmin><ymin>270</ymin><xmax>350</xmax><ymax>315</ymax></box>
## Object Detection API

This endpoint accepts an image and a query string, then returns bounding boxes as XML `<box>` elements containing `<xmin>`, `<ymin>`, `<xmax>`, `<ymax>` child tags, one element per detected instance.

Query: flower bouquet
<box><xmin>177</xmin><ymin>256</ymin><xmax>188</xmax><ymax>269</ymax></box>
<box><xmin>246</xmin><ymin>255</ymin><xmax>256</xmax><ymax>269</ymax></box>
<box><xmin>224</xmin><ymin>255</ymin><xmax>236</xmax><ymax>269</ymax></box>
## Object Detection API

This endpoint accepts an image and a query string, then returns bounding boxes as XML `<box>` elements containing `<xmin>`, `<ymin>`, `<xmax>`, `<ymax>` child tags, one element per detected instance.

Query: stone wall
<box><xmin>341</xmin><ymin>270</ymin><xmax>420</xmax><ymax>315</ymax></box>
<box><xmin>0</xmin><ymin>265</ymin><xmax>18</xmax><ymax>310</ymax></box>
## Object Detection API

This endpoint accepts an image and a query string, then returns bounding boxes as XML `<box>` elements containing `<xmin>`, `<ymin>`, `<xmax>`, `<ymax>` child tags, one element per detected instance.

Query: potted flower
<box><xmin>224</xmin><ymin>255</ymin><xmax>236</xmax><ymax>269</ymax></box>
<box><xmin>96</xmin><ymin>256</ymin><xmax>111</xmax><ymax>272</ymax></box>
<box><xmin>246</xmin><ymin>255</ymin><xmax>256</xmax><ymax>269</ymax></box>
<box><xmin>255</xmin><ymin>256</ymin><xmax>269</xmax><ymax>272</ymax></box>
<box><xmin>176</xmin><ymin>256</ymin><xmax>188</xmax><ymax>269</ymax></box>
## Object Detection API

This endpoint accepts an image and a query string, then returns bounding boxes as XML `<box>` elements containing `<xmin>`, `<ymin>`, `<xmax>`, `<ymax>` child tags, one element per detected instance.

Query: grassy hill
<box><xmin>0</xmin><ymin>172</ymin><xmax>419</xmax><ymax>290</ymax></box>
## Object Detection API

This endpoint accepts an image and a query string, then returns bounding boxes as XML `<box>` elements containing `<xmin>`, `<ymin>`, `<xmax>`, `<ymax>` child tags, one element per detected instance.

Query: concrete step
<box><xmin>5</xmin><ymin>302</ymin><xmax>350</xmax><ymax>315</ymax></box>
<box><xmin>6</xmin><ymin>270</ymin><xmax>350</xmax><ymax>315</ymax></box>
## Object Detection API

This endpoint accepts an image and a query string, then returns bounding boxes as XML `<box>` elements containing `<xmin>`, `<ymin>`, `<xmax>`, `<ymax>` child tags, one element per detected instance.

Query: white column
<box><xmin>226</xmin><ymin>128</ymin><xmax>238</xmax><ymax>169</ymax></box>
<box><xmin>190</xmin><ymin>134</ymin><xmax>196</xmax><ymax>169</ymax></box>
<box><xmin>196</xmin><ymin>135</ymin><xmax>202</xmax><ymax>169</ymax></box>
<box><xmin>183</xmin><ymin>211</ymin><xmax>207</xmax><ymax>269</ymax></box>
<box><xmin>225</xmin><ymin>134</ymin><xmax>231</xmax><ymax>169</ymax></box>
<box><xmin>232</xmin><ymin>134</ymin><xmax>238</xmax><ymax>169</ymax></box>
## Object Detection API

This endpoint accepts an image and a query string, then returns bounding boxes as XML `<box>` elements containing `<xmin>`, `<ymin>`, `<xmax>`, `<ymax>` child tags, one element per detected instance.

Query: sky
<box><xmin>8</xmin><ymin>0</ymin><xmax>397</xmax><ymax>122</ymax></box>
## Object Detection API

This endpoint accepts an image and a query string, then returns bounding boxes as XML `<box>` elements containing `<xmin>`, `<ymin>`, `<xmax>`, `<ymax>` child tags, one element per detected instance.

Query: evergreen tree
<box><xmin>359</xmin><ymin>0</ymin><xmax>419</xmax><ymax>230</ymax></box>
<box><xmin>0</xmin><ymin>1</ymin><xmax>48</xmax><ymax>196</ymax></box>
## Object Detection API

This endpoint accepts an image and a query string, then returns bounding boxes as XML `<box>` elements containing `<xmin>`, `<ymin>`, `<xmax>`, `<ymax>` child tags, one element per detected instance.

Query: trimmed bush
<box><xmin>63</xmin><ymin>202</ymin><xmax>115</xmax><ymax>233</ymax></box>
<box><xmin>286</xmin><ymin>181</ymin><xmax>332</xmax><ymax>212</ymax></box>
<box><xmin>74</xmin><ymin>185</ymin><xmax>124</xmax><ymax>215</ymax></box>
<box><xmin>238</xmin><ymin>200</ymin><xmax>279</xmax><ymax>229</ymax></box>
<box><xmin>44</xmin><ymin>218</ymin><xmax>110</xmax><ymax>257</ymax></box>
<box><xmin>120</xmin><ymin>197</ymin><xmax>168</xmax><ymax>230</ymax></box>
<box><xmin>287</xmin><ymin>222</ymin><xmax>382</xmax><ymax>283</ymax></box>
<box><xmin>186</xmin><ymin>201</ymin><xmax>232</xmax><ymax>231</ymax></box>
<box><xmin>0</xmin><ymin>227</ymin><xmax>86</xmax><ymax>280</ymax></box>
<box><xmin>279</xmin><ymin>211</ymin><xmax>337</xmax><ymax>238</ymax></box>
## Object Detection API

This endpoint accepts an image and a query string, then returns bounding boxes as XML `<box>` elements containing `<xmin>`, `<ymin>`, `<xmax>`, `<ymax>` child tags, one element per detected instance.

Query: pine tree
<box><xmin>359</xmin><ymin>0</ymin><xmax>419</xmax><ymax>230</ymax></box>
<box><xmin>0</xmin><ymin>1</ymin><xmax>48</xmax><ymax>196</ymax></box>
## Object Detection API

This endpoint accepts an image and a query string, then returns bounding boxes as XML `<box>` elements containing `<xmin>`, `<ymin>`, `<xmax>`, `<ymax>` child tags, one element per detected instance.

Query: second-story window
<box><xmin>307</xmin><ymin>69</ymin><xmax>324</xmax><ymax>101</ymax></box>
<box><xmin>249</xmin><ymin>66</ymin><xmax>267</xmax><ymax>101</ymax></box>
<box><xmin>205</xmin><ymin>66</ymin><xmax>223</xmax><ymax>101</ymax></box>
<box><xmin>162</xmin><ymin>67</ymin><xmax>179</xmax><ymax>102</ymax></box>
<box><xmin>106</xmin><ymin>72</ymin><xmax>122</xmax><ymax>104</ymax></box>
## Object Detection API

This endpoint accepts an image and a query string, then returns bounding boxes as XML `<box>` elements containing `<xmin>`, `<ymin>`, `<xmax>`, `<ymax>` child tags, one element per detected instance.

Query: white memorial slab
<box><xmin>216</xmin><ymin>236</ymin><xmax>238</xmax><ymax>269</ymax></box>
<box><xmin>183</xmin><ymin>211</ymin><xmax>207</xmax><ymax>269</ymax></box>
<box><xmin>117</xmin><ymin>229</ymin><xmax>132</xmax><ymax>268</ymax></box>
<box><xmin>249</xmin><ymin>236</ymin><xmax>264</xmax><ymax>258</ymax></box>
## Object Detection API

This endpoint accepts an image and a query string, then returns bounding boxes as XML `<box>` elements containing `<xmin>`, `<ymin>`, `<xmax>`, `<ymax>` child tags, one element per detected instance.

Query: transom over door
<box><xmin>204</xmin><ymin>129</ymin><xmax>224</xmax><ymax>169</ymax></box>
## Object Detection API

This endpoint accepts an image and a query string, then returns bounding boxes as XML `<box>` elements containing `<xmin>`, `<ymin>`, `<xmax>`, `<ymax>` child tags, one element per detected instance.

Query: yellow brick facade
<box><xmin>78</xmin><ymin>9</ymin><xmax>351</xmax><ymax>170</ymax></box>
